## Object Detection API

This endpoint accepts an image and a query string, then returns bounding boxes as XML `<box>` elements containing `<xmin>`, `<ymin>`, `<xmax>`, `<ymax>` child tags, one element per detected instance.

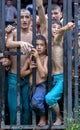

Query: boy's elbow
<box><xmin>40</xmin><ymin>73</ymin><xmax>47</xmax><ymax>78</ymax></box>
<box><xmin>6</xmin><ymin>41</ymin><xmax>11</xmax><ymax>48</ymax></box>
<box><xmin>20</xmin><ymin>72</ymin><xmax>24</xmax><ymax>78</ymax></box>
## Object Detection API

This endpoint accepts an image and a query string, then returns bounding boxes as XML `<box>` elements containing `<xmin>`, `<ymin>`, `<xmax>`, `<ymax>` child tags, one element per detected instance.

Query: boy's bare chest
<box><xmin>21</xmin><ymin>33</ymin><xmax>32</xmax><ymax>43</ymax></box>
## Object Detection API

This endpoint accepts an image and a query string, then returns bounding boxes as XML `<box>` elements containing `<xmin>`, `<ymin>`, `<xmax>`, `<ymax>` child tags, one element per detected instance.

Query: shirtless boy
<box><xmin>36</xmin><ymin>0</ymin><xmax>75</xmax><ymax>126</ymax></box>
<box><xmin>21</xmin><ymin>34</ymin><xmax>48</xmax><ymax>126</ymax></box>
<box><xmin>6</xmin><ymin>9</ymin><xmax>33</xmax><ymax>125</ymax></box>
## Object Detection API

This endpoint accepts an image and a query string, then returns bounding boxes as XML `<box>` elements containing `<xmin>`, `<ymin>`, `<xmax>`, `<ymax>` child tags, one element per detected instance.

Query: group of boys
<box><xmin>0</xmin><ymin>0</ymin><xmax>75</xmax><ymax>129</ymax></box>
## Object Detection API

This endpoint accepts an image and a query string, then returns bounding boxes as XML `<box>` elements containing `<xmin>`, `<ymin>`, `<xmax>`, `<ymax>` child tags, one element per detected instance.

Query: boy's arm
<box><xmin>58</xmin><ymin>22</ymin><xmax>75</xmax><ymax>34</ymax></box>
<box><xmin>36</xmin><ymin>56</ymin><xmax>48</xmax><ymax>78</ymax></box>
<box><xmin>6</xmin><ymin>31</ymin><xmax>33</xmax><ymax>52</ymax></box>
<box><xmin>54</xmin><ymin>22</ymin><xmax>75</xmax><ymax>45</ymax></box>
<box><xmin>36</xmin><ymin>0</ymin><xmax>47</xmax><ymax>36</ymax></box>
<box><xmin>6</xmin><ymin>31</ymin><xmax>20</xmax><ymax>48</ymax></box>
<box><xmin>31</xmin><ymin>48</ymin><xmax>48</xmax><ymax>78</ymax></box>
<box><xmin>20</xmin><ymin>59</ymin><xmax>32</xmax><ymax>77</ymax></box>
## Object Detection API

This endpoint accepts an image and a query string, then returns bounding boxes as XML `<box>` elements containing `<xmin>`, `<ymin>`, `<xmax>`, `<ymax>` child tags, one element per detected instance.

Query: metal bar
<box><xmin>48</xmin><ymin>0</ymin><xmax>52</xmax><ymax>127</ymax></box>
<box><xmin>0</xmin><ymin>1</ymin><xmax>2</xmax><ymax>127</ymax></box>
<box><xmin>1</xmin><ymin>0</ymin><xmax>6</xmax><ymax>128</ymax></box>
<box><xmin>63</xmin><ymin>0</ymin><xmax>68</xmax><ymax>126</ymax></box>
<box><xmin>17</xmin><ymin>0</ymin><xmax>21</xmax><ymax>125</ymax></box>
<box><xmin>0</xmin><ymin>51</ymin><xmax>26</xmax><ymax>58</ymax></box>
<box><xmin>32</xmin><ymin>0</ymin><xmax>36</xmax><ymax>126</ymax></box>
<box><xmin>74</xmin><ymin>0</ymin><xmax>79</xmax><ymax>123</ymax></box>
<box><xmin>0</xmin><ymin>0</ymin><xmax>2</xmax><ymax>51</ymax></box>
<box><xmin>67</xmin><ymin>0</ymin><xmax>73</xmax><ymax>127</ymax></box>
<box><xmin>1</xmin><ymin>124</ymin><xmax>65</xmax><ymax>129</ymax></box>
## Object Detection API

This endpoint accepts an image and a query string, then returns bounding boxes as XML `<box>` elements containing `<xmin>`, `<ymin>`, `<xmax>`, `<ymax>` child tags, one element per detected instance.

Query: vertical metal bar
<box><xmin>74</xmin><ymin>0</ymin><xmax>79</xmax><ymax>123</ymax></box>
<box><xmin>0</xmin><ymin>0</ymin><xmax>2</xmax><ymax>51</ymax></box>
<box><xmin>17</xmin><ymin>0</ymin><xmax>21</xmax><ymax>125</ymax></box>
<box><xmin>48</xmin><ymin>0</ymin><xmax>52</xmax><ymax>127</ymax></box>
<box><xmin>0</xmin><ymin>1</ymin><xmax>2</xmax><ymax>128</ymax></box>
<box><xmin>67</xmin><ymin>0</ymin><xmax>73</xmax><ymax>127</ymax></box>
<box><xmin>63</xmin><ymin>0</ymin><xmax>68</xmax><ymax>126</ymax></box>
<box><xmin>32</xmin><ymin>0</ymin><xmax>36</xmax><ymax>127</ymax></box>
<box><xmin>1</xmin><ymin>0</ymin><xmax>5</xmax><ymax>128</ymax></box>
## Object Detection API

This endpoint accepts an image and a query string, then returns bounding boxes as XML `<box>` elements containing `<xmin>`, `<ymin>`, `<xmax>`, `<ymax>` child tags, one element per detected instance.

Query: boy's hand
<box><xmin>5</xmin><ymin>25</ymin><xmax>15</xmax><ymax>34</ymax></box>
<box><xmin>30</xmin><ymin>61</ymin><xmax>37</xmax><ymax>70</ymax></box>
<box><xmin>20</xmin><ymin>42</ymin><xmax>33</xmax><ymax>54</ymax></box>
<box><xmin>36</xmin><ymin>0</ymin><xmax>43</xmax><ymax>8</ymax></box>
<box><xmin>66</xmin><ymin>22</ymin><xmax>75</xmax><ymax>30</ymax></box>
<box><xmin>5</xmin><ymin>25</ymin><xmax>15</xmax><ymax>41</ymax></box>
<box><xmin>31</xmin><ymin>48</ymin><xmax>39</xmax><ymax>58</ymax></box>
<box><xmin>0</xmin><ymin>58</ymin><xmax>11</xmax><ymax>66</ymax></box>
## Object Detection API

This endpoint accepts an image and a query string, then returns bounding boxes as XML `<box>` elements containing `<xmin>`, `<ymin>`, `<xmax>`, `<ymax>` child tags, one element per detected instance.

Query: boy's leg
<box><xmin>53</xmin><ymin>104</ymin><xmax>62</xmax><ymax>125</ymax></box>
<box><xmin>31</xmin><ymin>83</ymin><xmax>47</xmax><ymax>126</ymax></box>
<box><xmin>45</xmin><ymin>74</ymin><xmax>63</xmax><ymax>125</ymax></box>
<box><xmin>8</xmin><ymin>73</ymin><xmax>17</xmax><ymax>124</ymax></box>
<box><xmin>21</xmin><ymin>84</ymin><xmax>31</xmax><ymax>124</ymax></box>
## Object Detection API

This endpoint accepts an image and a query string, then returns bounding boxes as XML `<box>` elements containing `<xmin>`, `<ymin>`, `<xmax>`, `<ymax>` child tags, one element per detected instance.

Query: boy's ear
<box><xmin>60</xmin><ymin>12</ymin><xmax>62</xmax><ymax>19</ymax></box>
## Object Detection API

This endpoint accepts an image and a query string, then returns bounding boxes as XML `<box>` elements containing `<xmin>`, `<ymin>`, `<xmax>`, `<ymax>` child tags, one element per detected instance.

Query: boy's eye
<box><xmin>52</xmin><ymin>12</ymin><xmax>59</xmax><ymax>15</ymax></box>
<box><xmin>21</xmin><ymin>16</ymin><xmax>30</xmax><ymax>19</ymax></box>
<box><xmin>25</xmin><ymin>16</ymin><xmax>30</xmax><ymax>19</ymax></box>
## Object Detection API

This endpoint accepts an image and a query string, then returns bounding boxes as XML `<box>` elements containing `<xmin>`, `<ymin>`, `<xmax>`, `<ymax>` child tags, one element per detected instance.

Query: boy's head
<box><xmin>21</xmin><ymin>9</ymin><xmax>31</xmax><ymax>16</ymax></box>
<box><xmin>20</xmin><ymin>9</ymin><xmax>31</xmax><ymax>29</ymax></box>
<box><xmin>52</xmin><ymin>20</ymin><xmax>62</xmax><ymax>37</ymax></box>
<box><xmin>36</xmin><ymin>34</ymin><xmax>47</xmax><ymax>45</ymax></box>
<box><xmin>51</xmin><ymin>4</ymin><xmax>62</xmax><ymax>21</ymax></box>
<box><xmin>36</xmin><ymin>34</ymin><xmax>47</xmax><ymax>55</ymax></box>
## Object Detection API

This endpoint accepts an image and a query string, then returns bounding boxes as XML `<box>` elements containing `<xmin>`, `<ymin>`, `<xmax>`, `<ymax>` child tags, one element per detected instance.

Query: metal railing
<box><xmin>0</xmin><ymin>0</ymin><xmax>79</xmax><ymax>129</ymax></box>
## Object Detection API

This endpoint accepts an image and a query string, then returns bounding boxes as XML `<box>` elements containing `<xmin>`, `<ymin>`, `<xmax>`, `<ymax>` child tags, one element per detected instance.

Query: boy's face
<box><xmin>6</xmin><ymin>0</ymin><xmax>12</xmax><ymax>6</ymax></box>
<box><xmin>21</xmin><ymin>10</ymin><xmax>31</xmax><ymax>29</ymax></box>
<box><xmin>51</xmin><ymin>9</ymin><xmax>62</xmax><ymax>21</ymax></box>
<box><xmin>52</xmin><ymin>23</ymin><xmax>61</xmax><ymax>37</ymax></box>
<box><xmin>36</xmin><ymin>39</ymin><xmax>46</xmax><ymax>55</ymax></box>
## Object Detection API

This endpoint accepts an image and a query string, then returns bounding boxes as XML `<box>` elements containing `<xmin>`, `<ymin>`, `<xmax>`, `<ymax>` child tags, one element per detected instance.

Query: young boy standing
<box><xmin>21</xmin><ymin>34</ymin><xmax>48</xmax><ymax>126</ymax></box>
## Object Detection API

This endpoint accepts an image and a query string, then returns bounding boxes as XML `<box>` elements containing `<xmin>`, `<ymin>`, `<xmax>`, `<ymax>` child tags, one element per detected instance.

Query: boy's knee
<box><xmin>31</xmin><ymin>99</ymin><xmax>38</xmax><ymax>108</ymax></box>
<box><xmin>45</xmin><ymin>94</ymin><xmax>52</xmax><ymax>105</ymax></box>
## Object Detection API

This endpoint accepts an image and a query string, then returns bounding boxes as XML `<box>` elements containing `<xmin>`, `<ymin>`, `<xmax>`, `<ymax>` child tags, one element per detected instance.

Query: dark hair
<box><xmin>47</xmin><ymin>4</ymin><xmax>61</xmax><ymax>13</ymax></box>
<box><xmin>52</xmin><ymin>20</ymin><xmax>62</xmax><ymax>27</ymax></box>
<box><xmin>36</xmin><ymin>34</ymin><xmax>47</xmax><ymax>55</ymax></box>
<box><xmin>52</xmin><ymin>4</ymin><xmax>61</xmax><ymax>12</ymax></box>
<box><xmin>36</xmin><ymin>34</ymin><xmax>47</xmax><ymax>46</ymax></box>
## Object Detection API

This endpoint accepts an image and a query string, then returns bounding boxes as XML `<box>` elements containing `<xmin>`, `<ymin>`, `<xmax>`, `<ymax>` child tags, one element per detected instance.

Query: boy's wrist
<box><xmin>37</xmin><ymin>5</ymin><xmax>42</xmax><ymax>9</ymax></box>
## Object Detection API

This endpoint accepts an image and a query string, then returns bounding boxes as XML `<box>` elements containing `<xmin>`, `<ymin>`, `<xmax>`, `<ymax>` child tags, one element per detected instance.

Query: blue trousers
<box><xmin>31</xmin><ymin>82</ymin><xmax>47</xmax><ymax>116</ymax></box>
<box><xmin>45</xmin><ymin>73</ymin><xmax>63</xmax><ymax>107</ymax></box>
<box><xmin>8</xmin><ymin>72</ymin><xmax>31</xmax><ymax>125</ymax></box>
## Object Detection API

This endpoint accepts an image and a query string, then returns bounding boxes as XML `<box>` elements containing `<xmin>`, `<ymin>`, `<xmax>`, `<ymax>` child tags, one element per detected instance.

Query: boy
<box><xmin>45</xmin><ymin>20</ymin><xmax>75</xmax><ymax>125</ymax></box>
<box><xmin>6</xmin><ymin>9</ymin><xmax>33</xmax><ymax>125</ymax></box>
<box><xmin>36</xmin><ymin>0</ymin><xmax>75</xmax><ymax>125</ymax></box>
<box><xmin>21</xmin><ymin>34</ymin><xmax>48</xmax><ymax>126</ymax></box>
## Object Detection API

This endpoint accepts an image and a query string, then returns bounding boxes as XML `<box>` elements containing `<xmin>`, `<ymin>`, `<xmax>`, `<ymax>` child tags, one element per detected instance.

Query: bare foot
<box><xmin>38</xmin><ymin>116</ymin><xmax>46</xmax><ymax>126</ymax></box>
<box><xmin>38</xmin><ymin>120</ymin><xmax>46</xmax><ymax>126</ymax></box>
<box><xmin>53</xmin><ymin>117</ymin><xmax>62</xmax><ymax>126</ymax></box>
